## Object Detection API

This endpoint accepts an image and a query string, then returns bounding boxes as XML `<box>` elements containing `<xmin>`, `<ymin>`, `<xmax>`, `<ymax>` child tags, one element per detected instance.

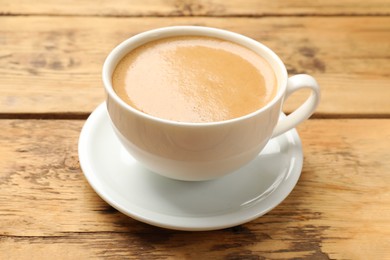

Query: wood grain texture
<box><xmin>1</xmin><ymin>16</ymin><xmax>389</xmax><ymax>116</ymax></box>
<box><xmin>1</xmin><ymin>0</ymin><xmax>390</xmax><ymax>16</ymax></box>
<box><xmin>0</xmin><ymin>119</ymin><xmax>389</xmax><ymax>259</ymax></box>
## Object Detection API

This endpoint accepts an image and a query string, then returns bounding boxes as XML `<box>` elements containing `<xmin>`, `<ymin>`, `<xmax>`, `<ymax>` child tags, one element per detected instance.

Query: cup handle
<box><xmin>272</xmin><ymin>74</ymin><xmax>321</xmax><ymax>138</ymax></box>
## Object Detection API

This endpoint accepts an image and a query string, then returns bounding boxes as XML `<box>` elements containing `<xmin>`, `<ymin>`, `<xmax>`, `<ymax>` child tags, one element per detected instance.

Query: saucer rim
<box><xmin>78</xmin><ymin>103</ymin><xmax>303</xmax><ymax>231</ymax></box>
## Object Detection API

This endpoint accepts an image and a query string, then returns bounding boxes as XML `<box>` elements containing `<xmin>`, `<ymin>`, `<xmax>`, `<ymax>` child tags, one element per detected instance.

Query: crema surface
<box><xmin>112</xmin><ymin>36</ymin><xmax>277</xmax><ymax>123</ymax></box>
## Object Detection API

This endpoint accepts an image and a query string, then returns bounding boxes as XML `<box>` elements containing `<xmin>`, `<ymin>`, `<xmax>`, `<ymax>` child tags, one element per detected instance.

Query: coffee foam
<box><xmin>112</xmin><ymin>36</ymin><xmax>277</xmax><ymax>123</ymax></box>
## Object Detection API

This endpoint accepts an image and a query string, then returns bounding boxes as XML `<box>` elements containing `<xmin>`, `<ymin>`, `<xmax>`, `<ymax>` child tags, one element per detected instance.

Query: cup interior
<box><xmin>102</xmin><ymin>26</ymin><xmax>288</xmax><ymax>125</ymax></box>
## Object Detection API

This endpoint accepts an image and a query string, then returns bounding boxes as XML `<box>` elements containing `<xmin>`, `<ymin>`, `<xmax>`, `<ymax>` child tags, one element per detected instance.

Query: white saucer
<box><xmin>78</xmin><ymin>103</ymin><xmax>303</xmax><ymax>231</ymax></box>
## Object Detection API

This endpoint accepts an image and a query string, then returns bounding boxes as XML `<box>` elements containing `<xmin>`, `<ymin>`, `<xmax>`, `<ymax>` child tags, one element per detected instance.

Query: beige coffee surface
<box><xmin>112</xmin><ymin>36</ymin><xmax>277</xmax><ymax>123</ymax></box>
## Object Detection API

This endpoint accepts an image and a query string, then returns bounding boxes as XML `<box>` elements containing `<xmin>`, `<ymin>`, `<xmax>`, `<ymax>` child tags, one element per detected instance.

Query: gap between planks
<box><xmin>0</xmin><ymin>113</ymin><xmax>390</xmax><ymax>120</ymax></box>
<box><xmin>1</xmin><ymin>13</ymin><xmax>390</xmax><ymax>18</ymax></box>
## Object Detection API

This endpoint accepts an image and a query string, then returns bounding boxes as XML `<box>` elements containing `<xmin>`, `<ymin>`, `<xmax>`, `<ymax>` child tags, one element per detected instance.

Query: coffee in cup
<box><xmin>112</xmin><ymin>36</ymin><xmax>277</xmax><ymax>123</ymax></box>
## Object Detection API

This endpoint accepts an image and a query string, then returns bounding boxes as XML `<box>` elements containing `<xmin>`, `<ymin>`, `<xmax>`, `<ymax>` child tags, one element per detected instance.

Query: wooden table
<box><xmin>1</xmin><ymin>1</ymin><xmax>389</xmax><ymax>259</ymax></box>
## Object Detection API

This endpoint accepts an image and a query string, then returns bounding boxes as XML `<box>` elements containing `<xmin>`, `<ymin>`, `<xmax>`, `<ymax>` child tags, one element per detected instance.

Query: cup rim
<box><xmin>102</xmin><ymin>25</ymin><xmax>288</xmax><ymax>127</ymax></box>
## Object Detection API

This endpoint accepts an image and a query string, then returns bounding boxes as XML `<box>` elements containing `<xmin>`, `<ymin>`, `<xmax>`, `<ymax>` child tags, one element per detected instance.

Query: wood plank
<box><xmin>0</xmin><ymin>119</ymin><xmax>389</xmax><ymax>259</ymax></box>
<box><xmin>1</xmin><ymin>16</ymin><xmax>390</xmax><ymax>115</ymax></box>
<box><xmin>1</xmin><ymin>0</ymin><xmax>390</xmax><ymax>16</ymax></box>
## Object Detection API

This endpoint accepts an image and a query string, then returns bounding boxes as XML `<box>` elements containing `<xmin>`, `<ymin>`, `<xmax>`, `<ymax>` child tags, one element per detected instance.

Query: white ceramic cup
<box><xmin>102</xmin><ymin>26</ymin><xmax>320</xmax><ymax>181</ymax></box>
